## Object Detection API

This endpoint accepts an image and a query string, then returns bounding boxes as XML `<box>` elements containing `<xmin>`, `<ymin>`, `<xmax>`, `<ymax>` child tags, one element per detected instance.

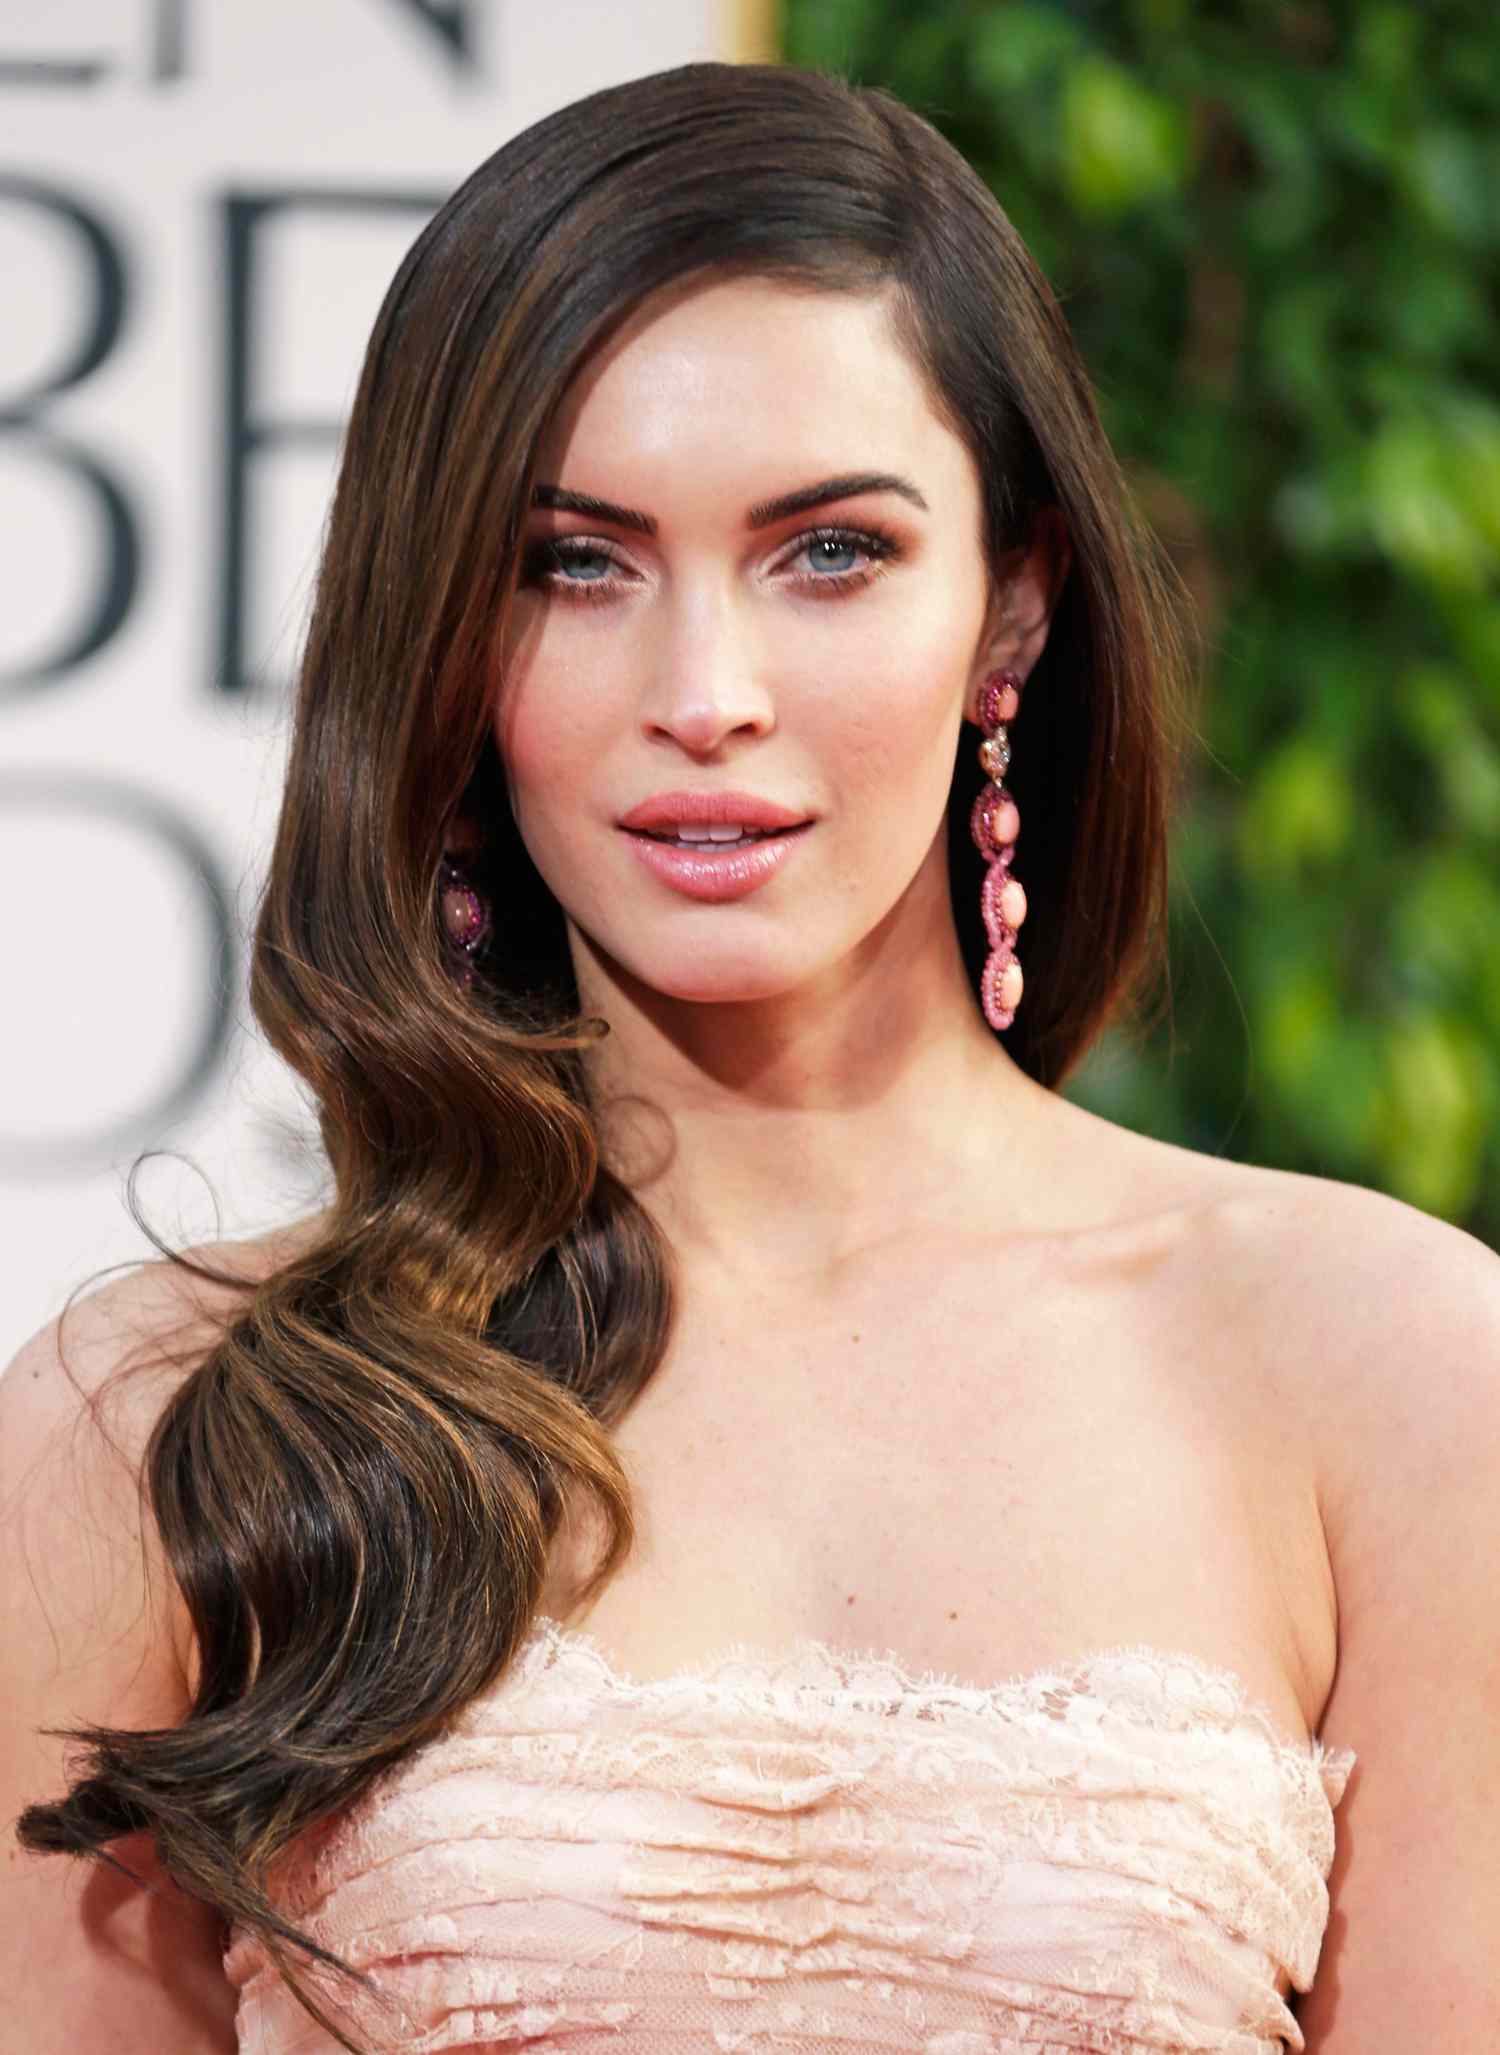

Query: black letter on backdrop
<box><xmin>0</xmin><ymin>2</ymin><xmax>476</xmax><ymax>87</ymax></box>
<box><xmin>0</xmin><ymin>49</ymin><xmax>112</xmax><ymax>86</ymax></box>
<box><xmin>150</xmin><ymin>0</ymin><xmax>188</xmax><ymax>82</ymax></box>
<box><xmin>216</xmin><ymin>189</ymin><xmax>439</xmax><ymax>698</ymax></box>
<box><xmin>0</xmin><ymin>775</ymin><xmax>235</xmax><ymax>1177</ymax></box>
<box><xmin>0</xmin><ymin>178</ymin><xmax>141</xmax><ymax>700</ymax></box>
<box><xmin>376</xmin><ymin>0</ymin><xmax>476</xmax><ymax>71</ymax></box>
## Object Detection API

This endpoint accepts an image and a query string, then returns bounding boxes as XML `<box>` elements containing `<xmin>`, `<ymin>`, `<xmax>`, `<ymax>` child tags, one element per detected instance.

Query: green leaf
<box><xmin>1444</xmin><ymin>397</ymin><xmax>1500</xmax><ymax>556</ymax></box>
<box><xmin>1060</xmin><ymin>56</ymin><xmax>1190</xmax><ymax>217</ymax></box>
<box><xmin>1395</xmin><ymin>666</ymin><xmax>1500</xmax><ymax>840</ymax></box>
<box><xmin>966</xmin><ymin>3</ymin><xmax>1083</xmax><ymax>98</ymax></box>
<box><xmin>1373</xmin><ymin>1013</ymin><xmax>1497</xmax><ymax>1216</ymax></box>
<box><xmin>1437</xmin><ymin>600</ymin><xmax>1500</xmax><ymax>716</ymax></box>
<box><xmin>1354</xmin><ymin>3</ymin><xmax>1421</xmax><ymax>88</ymax></box>
<box><xmin>1363</xmin><ymin>415</ymin><xmax>1499</xmax><ymax>594</ymax></box>
<box><xmin>781</xmin><ymin>0</ymin><xmax>874</xmax><ymax>72</ymax></box>
<box><xmin>1257</xmin><ymin>971</ymin><xmax>1387</xmax><ymax>1164</ymax></box>
<box><xmin>1234</xmin><ymin>737</ymin><xmax>1357</xmax><ymax>882</ymax></box>
<box><xmin>1388</xmin><ymin>848</ymin><xmax>1500</xmax><ymax>995</ymax></box>
<box><xmin>1258</xmin><ymin>967</ymin><xmax>1338</xmax><ymax>1093</ymax></box>
<box><xmin>1399</xmin><ymin>127</ymin><xmax>1493</xmax><ymax>247</ymax></box>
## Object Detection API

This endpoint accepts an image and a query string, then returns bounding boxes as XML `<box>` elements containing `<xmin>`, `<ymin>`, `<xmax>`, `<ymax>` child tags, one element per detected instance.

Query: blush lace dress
<box><xmin>223</xmin><ymin>1615</ymin><xmax>1357</xmax><ymax>2054</ymax></box>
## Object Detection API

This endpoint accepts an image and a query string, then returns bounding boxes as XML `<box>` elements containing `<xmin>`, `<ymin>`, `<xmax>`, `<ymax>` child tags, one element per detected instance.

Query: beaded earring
<box><xmin>438</xmin><ymin>854</ymin><xmax>492</xmax><ymax>991</ymax></box>
<box><xmin>971</xmin><ymin>667</ymin><xmax>1028</xmax><ymax>1032</ymax></box>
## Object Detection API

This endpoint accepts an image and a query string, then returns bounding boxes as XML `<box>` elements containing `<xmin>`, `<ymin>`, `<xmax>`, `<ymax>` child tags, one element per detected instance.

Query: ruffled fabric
<box><xmin>224</xmin><ymin>1618</ymin><xmax>1356</xmax><ymax>2054</ymax></box>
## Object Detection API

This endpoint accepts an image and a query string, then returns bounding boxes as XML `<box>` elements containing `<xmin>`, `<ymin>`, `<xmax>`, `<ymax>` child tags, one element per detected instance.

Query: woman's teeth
<box><xmin>647</xmin><ymin>827</ymin><xmax>774</xmax><ymax>845</ymax></box>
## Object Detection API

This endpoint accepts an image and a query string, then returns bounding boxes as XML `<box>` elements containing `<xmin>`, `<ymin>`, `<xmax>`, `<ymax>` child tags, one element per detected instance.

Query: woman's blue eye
<box><xmin>542</xmin><ymin>543</ymin><xmax>612</xmax><ymax>582</ymax></box>
<box><xmin>790</xmin><ymin>526</ymin><xmax>898</xmax><ymax>589</ymax></box>
<box><xmin>805</xmin><ymin>534</ymin><xmax>861</xmax><ymax>574</ymax></box>
<box><xmin>523</xmin><ymin>523</ymin><xmax>898</xmax><ymax>605</ymax></box>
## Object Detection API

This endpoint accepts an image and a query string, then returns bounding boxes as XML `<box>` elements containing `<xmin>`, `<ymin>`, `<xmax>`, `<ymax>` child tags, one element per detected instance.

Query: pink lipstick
<box><xmin>615</xmin><ymin>788</ymin><xmax>816</xmax><ymax>902</ymax></box>
<box><xmin>620</xmin><ymin>821</ymin><xmax>814</xmax><ymax>902</ymax></box>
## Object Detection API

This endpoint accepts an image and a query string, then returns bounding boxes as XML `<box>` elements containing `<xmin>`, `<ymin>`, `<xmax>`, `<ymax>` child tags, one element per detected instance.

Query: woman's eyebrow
<box><xmin>747</xmin><ymin>472</ymin><xmax>930</xmax><ymax>528</ymax></box>
<box><xmin>529</xmin><ymin>472</ymin><xmax>930</xmax><ymax>538</ymax></box>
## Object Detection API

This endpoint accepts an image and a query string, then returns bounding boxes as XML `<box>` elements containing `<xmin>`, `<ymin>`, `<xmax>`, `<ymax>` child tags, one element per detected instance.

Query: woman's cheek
<box><xmin>492</xmin><ymin>674</ymin><xmax>588</xmax><ymax>818</ymax></box>
<box><xmin>831</xmin><ymin>665</ymin><xmax>960</xmax><ymax>796</ymax></box>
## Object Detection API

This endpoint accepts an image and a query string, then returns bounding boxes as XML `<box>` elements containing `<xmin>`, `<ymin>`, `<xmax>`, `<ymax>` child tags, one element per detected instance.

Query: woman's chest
<box><xmin>542</xmin><ymin>1189</ymin><xmax>1338</xmax><ymax>1753</ymax></box>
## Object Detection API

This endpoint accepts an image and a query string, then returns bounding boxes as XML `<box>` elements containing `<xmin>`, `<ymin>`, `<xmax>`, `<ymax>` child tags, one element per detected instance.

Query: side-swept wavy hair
<box><xmin>18</xmin><ymin>58</ymin><xmax>1194</xmax><ymax>2050</ymax></box>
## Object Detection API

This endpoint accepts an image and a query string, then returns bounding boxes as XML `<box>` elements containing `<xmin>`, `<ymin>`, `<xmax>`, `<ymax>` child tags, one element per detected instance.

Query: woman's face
<box><xmin>491</xmin><ymin>274</ymin><xmax>1013</xmax><ymax>1015</ymax></box>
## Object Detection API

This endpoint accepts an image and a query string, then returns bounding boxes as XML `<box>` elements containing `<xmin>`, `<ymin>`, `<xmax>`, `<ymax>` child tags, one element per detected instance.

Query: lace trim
<box><xmin>515</xmin><ymin>1614</ymin><xmax>1357</xmax><ymax>1779</ymax></box>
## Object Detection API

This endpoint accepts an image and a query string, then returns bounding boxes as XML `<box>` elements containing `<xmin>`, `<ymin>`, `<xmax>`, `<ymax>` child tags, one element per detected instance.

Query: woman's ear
<box><xmin>971</xmin><ymin>507</ymin><xmax>1073</xmax><ymax>710</ymax></box>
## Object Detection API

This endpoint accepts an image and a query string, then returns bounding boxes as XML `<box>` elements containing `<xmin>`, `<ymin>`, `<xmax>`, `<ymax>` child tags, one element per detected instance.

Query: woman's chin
<box><xmin>605</xmin><ymin>954</ymin><xmax>826</xmax><ymax>1010</ymax></box>
<box><xmin>647</xmin><ymin>975</ymin><xmax>809</xmax><ymax>1008</ymax></box>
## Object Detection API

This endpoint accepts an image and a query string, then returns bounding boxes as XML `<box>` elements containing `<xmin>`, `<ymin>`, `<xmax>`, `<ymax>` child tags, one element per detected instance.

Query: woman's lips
<box><xmin>619</xmin><ymin>823</ymin><xmax>813</xmax><ymax>902</ymax></box>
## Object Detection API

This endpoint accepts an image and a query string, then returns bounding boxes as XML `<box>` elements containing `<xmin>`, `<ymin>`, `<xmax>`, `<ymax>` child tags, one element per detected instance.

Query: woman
<box><xmin>5</xmin><ymin>57</ymin><xmax>1497</xmax><ymax>2055</ymax></box>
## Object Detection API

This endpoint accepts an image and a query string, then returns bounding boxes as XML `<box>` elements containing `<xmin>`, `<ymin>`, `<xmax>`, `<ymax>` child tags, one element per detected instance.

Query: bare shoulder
<box><xmin>0</xmin><ymin>1209</ymin><xmax>332</xmax><ymax>2047</ymax></box>
<box><xmin>1</xmin><ymin>1207</ymin><xmax>332</xmax><ymax>1701</ymax></box>
<box><xmin>1224</xmin><ymin>1160</ymin><xmax>1500</xmax><ymax>1615</ymax></box>
<box><xmin>1105</xmin><ymin>1132</ymin><xmax>1498</xmax><ymax>1602</ymax></box>
<box><xmin>1177</xmin><ymin>1153</ymin><xmax>1500</xmax><ymax>1707</ymax></box>
<box><xmin>1175</xmin><ymin>1156</ymin><xmax>1498</xmax><ymax>1460</ymax></box>
<box><xmin>3</xmin><ymin>1205</ymin><xmax>332</xmax><ymax>1494</ymax></box>
<box><xmin>1184</xmin><ymin>1165</ymin><xmax>1500</xmax><ymax>2046</ymax></box>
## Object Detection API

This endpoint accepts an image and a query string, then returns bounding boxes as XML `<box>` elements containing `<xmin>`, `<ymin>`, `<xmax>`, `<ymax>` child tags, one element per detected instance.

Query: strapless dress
<box><xmin>223</xmin><ymin>1615</ymin><xmax>1357</xmax><ymax>2053</ymax></box>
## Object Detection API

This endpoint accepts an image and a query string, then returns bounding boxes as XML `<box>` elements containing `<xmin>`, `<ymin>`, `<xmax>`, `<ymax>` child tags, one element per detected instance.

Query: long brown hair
<box><xmin>16</xmin><ymin>58</ymin><xmax>1194</xmax><ymax>2050</ymax></box>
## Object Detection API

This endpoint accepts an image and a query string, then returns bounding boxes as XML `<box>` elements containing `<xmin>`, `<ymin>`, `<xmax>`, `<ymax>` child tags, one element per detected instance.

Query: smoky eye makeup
<box><xmin>520</xmin><ymin>521</ymin><xmax>904</xmax><ymax>607</ymax></box>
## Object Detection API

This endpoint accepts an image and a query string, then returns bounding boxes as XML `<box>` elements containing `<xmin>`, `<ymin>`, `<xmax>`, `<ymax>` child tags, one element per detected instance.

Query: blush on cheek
<box><xmin>491</xmin><ymin>694</ymin><xmax>570</xmax><ymax>812</ymax></box>
<box><xmin>834</xmin><ymin>686</ymin><xmax>952</xmax><ymax>795</ymax></box>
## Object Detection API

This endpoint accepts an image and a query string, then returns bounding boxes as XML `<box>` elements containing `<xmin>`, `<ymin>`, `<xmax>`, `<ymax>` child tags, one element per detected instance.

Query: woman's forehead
<box><xmin>533</xmin><ymin>279</ymin><xmax>971</xmax><ymax>521</ymax></box>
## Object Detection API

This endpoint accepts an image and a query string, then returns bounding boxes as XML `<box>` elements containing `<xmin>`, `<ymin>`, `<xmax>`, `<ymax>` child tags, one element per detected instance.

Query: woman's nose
<box><xmin>636</xmin><ymin>601</ymin><xmax>776</xmax><ymax>754</ymax></box>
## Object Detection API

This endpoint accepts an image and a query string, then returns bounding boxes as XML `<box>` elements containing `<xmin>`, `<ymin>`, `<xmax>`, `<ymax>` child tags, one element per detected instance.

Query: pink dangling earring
<box><xmin>970</xmin><ymin>667</ymin><xmax>1028</xmax><ymax>1032</ymax></box>
<box><xmin>438</xmin><ymin>854</ymin><xmax>492</xmax><ymax>991</ymax></box>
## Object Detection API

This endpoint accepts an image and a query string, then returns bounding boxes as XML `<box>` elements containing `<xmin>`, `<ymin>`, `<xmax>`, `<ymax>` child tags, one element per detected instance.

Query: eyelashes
<box><xmin>520</xmin><ymin>523</ymin><xmax>901</xmax><ymax>608</ymax></box>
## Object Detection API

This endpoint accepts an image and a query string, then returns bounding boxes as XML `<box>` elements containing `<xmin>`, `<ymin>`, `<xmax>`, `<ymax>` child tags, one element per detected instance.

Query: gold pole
<box><xmin>727</xmin><ymin>0</ymin><xmax>781</xmax><ymax>63</ymax></box>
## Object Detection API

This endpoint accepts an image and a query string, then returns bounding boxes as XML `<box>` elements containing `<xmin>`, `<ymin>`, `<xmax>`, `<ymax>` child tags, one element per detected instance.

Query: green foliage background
<box><xmin>780</xmin><ymin>0</ymin><xmax>1500</xmax><ymax>1240</ymax></box>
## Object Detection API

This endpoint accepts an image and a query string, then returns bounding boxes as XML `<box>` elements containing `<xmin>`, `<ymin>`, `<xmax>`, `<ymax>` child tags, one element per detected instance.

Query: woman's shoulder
<box><xmin>0</xmin><ymin>1221</ymin><xmax>332</xmax><ymax>2054</ymax></box>
<box><xmin>1094</xmin><ymin>1117</ymin><xmax>1479</xmax><ymax>1315</ymax></box>
<box><xmin>1191</xmin><ymin>1167</ymin><xmax>1500</xmax><ymax>2050</ymax></box>
<box><xmin>1078</xmin><ymin>1125</ymin><xmax>1492</xmax><ymax>1456</ymax></box>
<box><xmin>1168</xmin><ymin>1154</ymin><xmax>1499</xmax><ymax>1518</ymax></box>
<box><xmin>3</xmin><ymin>1208</ymin><xmax>333</xmax><ymax>1443</ymax></box>
<box><xmin>3</xmin><ymin>1205</ymin><xmax>333</xmax><ymax>1438</ymax></box>
<box><xmin>1179</xmin><ymin>1153</ymin><xmax>1491</xmax><ymax>1351</ymax></box>
<box><xmin>0</xmin><ymin>1208</ymin><xmax>334</xmax><ymax>1696</ymax></box>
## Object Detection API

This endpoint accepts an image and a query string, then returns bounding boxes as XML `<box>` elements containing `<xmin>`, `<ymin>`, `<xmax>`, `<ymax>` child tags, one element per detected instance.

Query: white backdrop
<box><xmin>0</xmin><ymin>0</ymin><xmax>759</xmax><ymax>1366</ymax></box>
